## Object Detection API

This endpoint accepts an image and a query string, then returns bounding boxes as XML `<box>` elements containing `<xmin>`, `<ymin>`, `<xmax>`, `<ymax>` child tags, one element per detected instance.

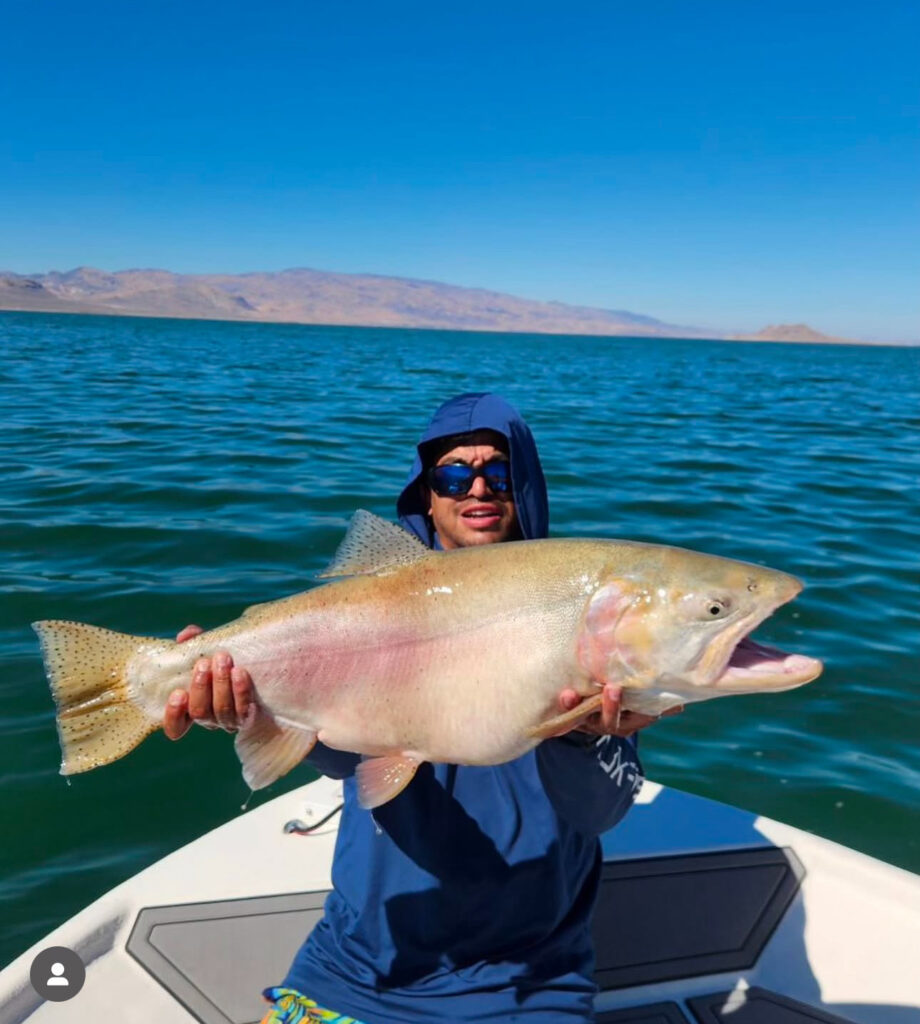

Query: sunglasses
<box><xmin>427</xmin><ymin>460</ymin><xmax>512</xmax><ymax>497</ymax></box>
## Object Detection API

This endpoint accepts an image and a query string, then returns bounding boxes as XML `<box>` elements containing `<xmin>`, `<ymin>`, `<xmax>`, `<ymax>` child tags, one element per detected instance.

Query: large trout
<box><xmin>34</xmin><ymin>511</ymin><xmax>822</xmax><ymax>808</ymax></box>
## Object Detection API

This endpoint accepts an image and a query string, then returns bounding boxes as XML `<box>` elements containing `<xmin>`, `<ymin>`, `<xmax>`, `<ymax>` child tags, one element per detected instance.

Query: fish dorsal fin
<box><xmin>316</xmin><ymin>510</ymin><xmax>433</xmax><ymax>579</ymax></box>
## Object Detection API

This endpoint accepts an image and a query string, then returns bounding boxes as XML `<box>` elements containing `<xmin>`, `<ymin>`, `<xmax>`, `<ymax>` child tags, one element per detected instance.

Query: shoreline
<box><xmin>0</xmin><ymin>304</ymin><xmax>906</xmax><ymax>347</ymax></box>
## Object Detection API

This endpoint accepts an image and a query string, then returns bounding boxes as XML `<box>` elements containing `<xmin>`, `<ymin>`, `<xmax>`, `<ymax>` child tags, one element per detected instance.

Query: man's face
<box><xmin>426</xmin><ymin>433</ymin><xmax>519</xmax><ymax>550</ymax></box>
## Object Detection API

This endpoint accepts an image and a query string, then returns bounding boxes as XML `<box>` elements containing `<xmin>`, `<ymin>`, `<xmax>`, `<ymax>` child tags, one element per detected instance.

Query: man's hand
<box><xmin>164</xmin><ymin>625</ymin><xmax>255</xmax><ymax>741</ymax></box>
<box><xmin>557</xmin><ymin>684</ymin><xmax>683</xmax><ymax>739</ymax></box>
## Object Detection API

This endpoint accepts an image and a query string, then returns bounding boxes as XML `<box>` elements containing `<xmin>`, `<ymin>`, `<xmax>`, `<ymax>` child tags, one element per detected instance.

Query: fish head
<box><xmin>588</xmin><ymin>547</ymin><xmax>823</xmax><ymax>702</ymax></box>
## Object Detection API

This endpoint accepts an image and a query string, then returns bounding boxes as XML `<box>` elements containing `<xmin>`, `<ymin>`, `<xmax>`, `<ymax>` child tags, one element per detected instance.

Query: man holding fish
<box><xmin>36</xmin><ymin>392</ymin><xmax>820</xmax><ymax>1021</ymax></box>
<box><xmin>166</xmin><ymin>392</ymin><xmax>675</xmax><ymax>1023</ymax></box>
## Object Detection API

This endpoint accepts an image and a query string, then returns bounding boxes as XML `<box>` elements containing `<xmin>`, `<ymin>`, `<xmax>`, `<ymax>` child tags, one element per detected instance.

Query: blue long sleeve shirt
<box><xmin>283</xmin><ymin>733</ymin><xmax>643</xmax><ymax>1023</ymax></box>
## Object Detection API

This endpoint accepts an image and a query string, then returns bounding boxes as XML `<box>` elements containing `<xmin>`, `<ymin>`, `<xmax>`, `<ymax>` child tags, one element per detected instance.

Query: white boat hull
<box><xmin>2</xmin><ymin>778</ymin><xmax>918</xmax><ymax>1024</ymax></box>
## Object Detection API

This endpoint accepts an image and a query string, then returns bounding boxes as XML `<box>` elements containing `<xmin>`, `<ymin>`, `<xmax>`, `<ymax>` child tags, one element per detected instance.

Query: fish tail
<box><xmin>32</xmin><ymin>619</ymin><xmax>161</xmax><ymax>776</ymax></box>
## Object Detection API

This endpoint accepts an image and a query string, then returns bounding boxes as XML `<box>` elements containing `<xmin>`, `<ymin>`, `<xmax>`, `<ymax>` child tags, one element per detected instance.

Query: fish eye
<box><xmin>707</xmin><ymin>599</ymin><xmax>728</xmax><ymax>618</ymax></box>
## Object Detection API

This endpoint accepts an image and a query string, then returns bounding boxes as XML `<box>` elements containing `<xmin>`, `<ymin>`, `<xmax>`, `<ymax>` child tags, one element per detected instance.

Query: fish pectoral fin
<box><xmin>355</xmin><ymin>753</ymin><xmax>422</xmax><ymax>809</ymax></box>
<box><xmin>527</xmin><ymin>693</ymin><xmax>605</xmax><ymax>740</ymax></box>
<box><xmin>234</xmin><ymin>709</ymin><xmax>317</xmax><ymax>790</ymax></box>
<box><xmin>316</xmin><ymin>510</ymin><xmax>433</xmax><ymax>578</ymax></box>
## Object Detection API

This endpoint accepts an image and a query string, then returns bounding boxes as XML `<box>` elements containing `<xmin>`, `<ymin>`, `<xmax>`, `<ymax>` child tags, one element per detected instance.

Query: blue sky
<box><xmin>1</xmin><ymin>1</ymin><xmax>917</xmax><ymax>341</ymax></box>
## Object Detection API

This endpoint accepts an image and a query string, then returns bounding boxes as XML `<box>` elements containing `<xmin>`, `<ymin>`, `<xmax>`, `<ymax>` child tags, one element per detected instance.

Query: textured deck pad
<box><xmin>598</xmin><ymin>1002</ymin><xmax>690</xmax><ymax>1023</ymax></box>
<box><xmin>126</xmin><ymin>848</ymin><xmax>804</xmax><ymax>1022</ymax></box>
<box><xmin>127</xmin><ymin>890</ymin><xmax>330</xmax><ymax>1024</ymax></box>
<box><xmin>593</xmin><ymin>847</ymin><xmax>804</xmax><ymax>989</ymax></box>
<box><xmin>688</xmin><ymin>987</ymin><xmax>859</xmax><ymax>1023</ymax></box>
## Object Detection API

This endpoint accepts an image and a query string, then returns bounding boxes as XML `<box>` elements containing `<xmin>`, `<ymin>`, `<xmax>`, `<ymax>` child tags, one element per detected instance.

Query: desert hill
<box><xmin>0</xmin><ymin>267</ymin><xmax>853</xmax><ymax>342</ymax></box>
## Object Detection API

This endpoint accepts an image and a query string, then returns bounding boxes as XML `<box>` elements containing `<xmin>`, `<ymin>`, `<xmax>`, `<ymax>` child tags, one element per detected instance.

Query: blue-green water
<box><xmin>1</xmin><ymin>311</ymin><xmax>918</xmax><ymax>968</ymax></box>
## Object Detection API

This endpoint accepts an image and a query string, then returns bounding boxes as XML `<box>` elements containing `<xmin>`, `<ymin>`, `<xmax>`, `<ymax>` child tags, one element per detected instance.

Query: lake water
<box><xmin>1</xmin><ymin>310</ymin><xmax>917</xmax><ymax>968</ymax></box>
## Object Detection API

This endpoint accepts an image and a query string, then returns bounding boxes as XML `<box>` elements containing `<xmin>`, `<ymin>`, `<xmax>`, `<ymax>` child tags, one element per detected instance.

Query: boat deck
<box><xmin>125</xmin><ymin>846</ymin><xmax>830</xmax><ymax>1024</ymax></box>
<box><xmin>2</xmin><ymin>779</ymin><xmax>919</xmax><ymax>1023</ymax></box>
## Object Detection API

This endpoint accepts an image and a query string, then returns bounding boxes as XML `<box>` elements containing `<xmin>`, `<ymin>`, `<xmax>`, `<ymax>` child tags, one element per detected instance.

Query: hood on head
<box><xmin>397</xmin><ymin>393</ymin><xmax>549</xmax><ymax>547</ymax></box>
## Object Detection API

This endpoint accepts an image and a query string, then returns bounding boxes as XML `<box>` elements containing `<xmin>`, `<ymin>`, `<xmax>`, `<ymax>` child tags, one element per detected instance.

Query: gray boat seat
<box><xmin>593</xmin><ymin>847</ymin><xmax>804</xmax><ymax>989</ymax></box>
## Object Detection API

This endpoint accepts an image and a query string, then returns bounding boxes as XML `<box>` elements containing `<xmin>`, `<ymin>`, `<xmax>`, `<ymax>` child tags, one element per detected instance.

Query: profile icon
<box><xmin>29</xmin><ymin>946</ymin><xmax>85</xmax><ymax>1001</ymax></box>
<box><xmin>47</xmin><ymin>962</ymin><xmax>70</xmax><ymax>986</ymax></box>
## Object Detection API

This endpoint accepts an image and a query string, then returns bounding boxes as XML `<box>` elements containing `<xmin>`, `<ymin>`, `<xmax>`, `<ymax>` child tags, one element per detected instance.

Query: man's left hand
<box><xmin>557</xmin><ymin>684</ymin><xmax>683</xmax><ymax>739</ymax></box>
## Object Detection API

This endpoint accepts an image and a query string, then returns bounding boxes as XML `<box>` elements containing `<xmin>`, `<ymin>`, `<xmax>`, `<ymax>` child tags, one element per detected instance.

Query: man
<box><xmin>166</xmin><ymin>393</ymin><xmax>678</xmax><ymax>1023</ymax></box>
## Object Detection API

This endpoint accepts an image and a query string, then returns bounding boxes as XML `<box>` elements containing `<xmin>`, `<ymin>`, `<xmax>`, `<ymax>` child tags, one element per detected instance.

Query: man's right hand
<box><xmin>164</xmin><ymin>625</ymin><xmax>255</xmax><ymax>740</ymax></box>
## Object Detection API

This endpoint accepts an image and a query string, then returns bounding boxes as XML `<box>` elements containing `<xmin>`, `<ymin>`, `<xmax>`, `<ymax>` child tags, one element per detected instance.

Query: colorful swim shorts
<box><xmin>260</xmin><ymin>986</ymin><xmax>367</xmax><ymax>1024</ymax></box>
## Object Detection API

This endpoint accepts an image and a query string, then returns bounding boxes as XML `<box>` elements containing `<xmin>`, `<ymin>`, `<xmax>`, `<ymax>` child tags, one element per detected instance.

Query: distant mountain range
<box><xmin>0</xmin><ymin>266</ymin><xmax>852</xmax><ymax>343</ymax></box>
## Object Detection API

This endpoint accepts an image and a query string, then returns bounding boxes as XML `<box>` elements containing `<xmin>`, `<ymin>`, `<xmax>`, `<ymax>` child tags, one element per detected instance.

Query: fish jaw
<box><xmin>693</xmin><ymin>569</ymin><xmax>823</xmax><ymax>695</ymax></box>
<box><xmin>710</xmin><ymin>635</ymin><xmax>823</xmax><ymax>694</ymax></box>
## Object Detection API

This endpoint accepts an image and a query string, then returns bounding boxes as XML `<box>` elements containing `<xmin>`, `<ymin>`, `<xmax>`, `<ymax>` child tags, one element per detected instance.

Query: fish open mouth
<box><xmin>715</xmin><ymin>635</ymin><xmax>823</xmax><ymax>692</ymax></box>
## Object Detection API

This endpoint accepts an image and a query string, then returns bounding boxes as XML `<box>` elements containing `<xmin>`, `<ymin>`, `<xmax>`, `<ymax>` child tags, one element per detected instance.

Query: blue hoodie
<box><xmin>284</xmin><ymin>394</ymin><xmax>643</xmax><ymax>1023</ymax></box>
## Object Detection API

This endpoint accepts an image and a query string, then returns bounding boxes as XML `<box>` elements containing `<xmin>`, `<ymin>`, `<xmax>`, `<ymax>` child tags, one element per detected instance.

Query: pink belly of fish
<box><xmin>235</xmin><ymin>605</ymin><xmax>577</xmax><ymax>765</ymax></box>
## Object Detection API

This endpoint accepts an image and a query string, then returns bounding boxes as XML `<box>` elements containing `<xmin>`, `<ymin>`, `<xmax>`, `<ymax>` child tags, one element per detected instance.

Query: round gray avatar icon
<box><xmin>30</xmin><ymin>946</ymin><xmax>85</xmax><ymax>1002</ymax></box>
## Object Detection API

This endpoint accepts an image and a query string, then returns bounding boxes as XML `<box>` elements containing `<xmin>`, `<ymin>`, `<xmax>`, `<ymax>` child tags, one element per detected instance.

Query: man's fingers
<box><xmin>572</xmin><ymin>690</ymin><xmax>687</xmax><ymax>738</ymax></box>
<box><xmin>231</xmin><ymin>667</ymin><xmax>253</xmax><ymax>725</ymax></box>
<box><xmin>164</xmin><ymin>690</ymin><xmax>192</xmax><ymax>741</ymax></box>
<box><xmin>211</xmin><ymin>650</ymin><xmax>237</xmax><ymax>730</ymax></box>
<box><xmin>557</xmin><ymin>688</ymin><xmax>582</xmax><ymax>712</ymax></box>
<box><xmin>176</xmin><ymin>624</ymin><xmax>204</xmax><ymax>644</ymax></box>
<box><xmin>562</xmin><ymin>687</ymin><xmax>685</xmax><ymax>738</ymax></box>
<box><xmin>175</xmin><ymin>649</ymin><xmax>250</xmax><ymax>734</ymax></box>
<box><xmin>600</xmin><ymin>684</ymin><xmax>623</xmax><ymax>733</ymax></box>
<box><xmin>188</xmin><ymin>657</ymin><xmax>215</xmax><ymax>723</ymax></box>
